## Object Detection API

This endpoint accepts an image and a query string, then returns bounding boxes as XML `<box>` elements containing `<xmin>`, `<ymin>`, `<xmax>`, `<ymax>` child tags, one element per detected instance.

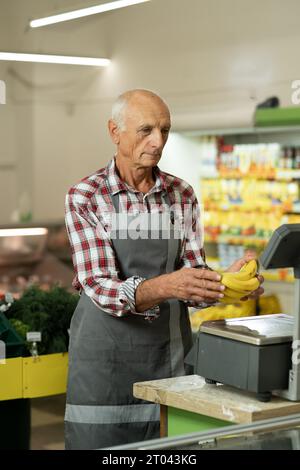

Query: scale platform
<box><xmin>201</xmin><ymin>314</ymin><xmax>293</xmax><ymax>346</ymax></box>
<box><xmin>186</xmin><ymin>314</ymin><xmax>293</xmax><ymax>402</ymax></box>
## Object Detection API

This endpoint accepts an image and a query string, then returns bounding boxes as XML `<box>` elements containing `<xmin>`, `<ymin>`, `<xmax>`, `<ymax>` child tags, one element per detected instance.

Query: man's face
<box><xmin>113</xmin><ymin>95</ymin><xmax>171</xmax><ymax>168</ymax></box>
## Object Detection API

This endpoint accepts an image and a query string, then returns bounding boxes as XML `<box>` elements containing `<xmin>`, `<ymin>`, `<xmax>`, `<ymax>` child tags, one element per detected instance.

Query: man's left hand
<box><xmin>226</xmin><ymin>250</ymin><xmax>264</xmax><ymax>301</ymax></box>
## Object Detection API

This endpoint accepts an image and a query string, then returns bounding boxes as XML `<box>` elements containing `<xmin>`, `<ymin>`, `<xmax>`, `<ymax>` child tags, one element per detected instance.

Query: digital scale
<box><xmin>186</xmin><ymin>224</ymin><xmax>300</xmax><ymax>402</ymax></box>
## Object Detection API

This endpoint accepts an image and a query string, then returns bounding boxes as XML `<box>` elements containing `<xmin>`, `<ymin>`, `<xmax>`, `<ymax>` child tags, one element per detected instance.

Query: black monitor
<box><xmin>260</xmin><ymin>224</ymin><xmax>300</xmax><ymax>278</ymax></box>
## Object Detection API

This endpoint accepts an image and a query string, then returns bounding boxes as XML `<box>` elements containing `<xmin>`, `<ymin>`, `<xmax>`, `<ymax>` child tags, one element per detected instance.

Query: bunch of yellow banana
<box><xmin>219</xmin><ymin>259</ymin><xmax>260</xmax><ymax>303</ymax></box>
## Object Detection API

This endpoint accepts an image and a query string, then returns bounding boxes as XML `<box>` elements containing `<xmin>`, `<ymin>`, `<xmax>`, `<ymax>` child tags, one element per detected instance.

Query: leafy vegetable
<box><xmin>6</xmin><ymin>285</ymin><xmax>79</xmax><ymax>355</ymax></box>
<box><xmin>9</xmin><ymin>319</ymin><xmax>30</xmax><ymax>340</ymax></box>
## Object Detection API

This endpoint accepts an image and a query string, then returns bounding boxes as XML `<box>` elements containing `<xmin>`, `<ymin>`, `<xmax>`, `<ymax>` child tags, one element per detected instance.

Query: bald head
<box><xmin>111</xmin><ymin>89</ymin><xmax>170</xmax><ymax>131</ymax></box>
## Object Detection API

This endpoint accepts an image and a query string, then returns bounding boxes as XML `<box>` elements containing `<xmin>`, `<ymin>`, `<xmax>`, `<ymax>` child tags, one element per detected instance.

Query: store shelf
<box><xmin>262</xmin><ymin>271</ymin><xmax>295</xmax><ymax>283</ymax></box>
<box><xmin>255</xmin><ymin>107</ymin><xmax>300</xmax><ymax>128</ymax></box>
<box><xmin>276</xmin><ymin>169</ymin><xmax>300</xmax><ymax>180</ymax></box>
<box><xmin>211</xmin><ymin>169</ymin><xmax>300</xmax><ymax>180</ymax></box>
<box><xmin>205</xmin><ymin>206</ymin><xmax>283</xmax><ymax>213</ymax></box>
<box><xmin>201</xmin><ymin>142</ymin><xmax>300</xmax><ymax>250</ymax></box>
<box><xmin>205</xmin><ymin>234</ymin><xmax>268</xmax><ymax>247</ymax></box>
<box><xmin>0</xmin><ymin>353</ymin><xmax>68</xmax><ymax>401</ymax></box>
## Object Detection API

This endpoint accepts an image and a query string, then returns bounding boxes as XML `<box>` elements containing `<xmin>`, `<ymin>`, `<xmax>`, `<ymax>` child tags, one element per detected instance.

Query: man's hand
<box><xmin>135</xmin><ymin>267</ymin><xmax>224</xmax><ymax>312</ymax></box>
<box><xmin>226</xmin><ymin>250</ymin><xmax>264</xmax><ymax>301</ymax></box>
<box><xmin>135</xmin><ymin>251</ymin><xmax>264</xmax><ymax>313</ymax></box>
<box><xmin>165</xmin><ymin>267</ymin><xmax>225</xmax><ymax>303</ymax></box>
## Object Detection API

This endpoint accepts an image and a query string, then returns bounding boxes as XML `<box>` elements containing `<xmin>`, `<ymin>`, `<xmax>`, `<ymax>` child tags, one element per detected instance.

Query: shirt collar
<box><xmin>105</xmin><ymin>157</ymin><xmax>167</xmax><ymax>196</ymax></box>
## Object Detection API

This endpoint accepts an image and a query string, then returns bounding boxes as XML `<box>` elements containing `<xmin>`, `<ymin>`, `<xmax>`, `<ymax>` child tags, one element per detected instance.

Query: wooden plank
<box><xmin>133</xmin><ymin>375</ymin><xmax>300</xmax><ymax>424</ymax></box>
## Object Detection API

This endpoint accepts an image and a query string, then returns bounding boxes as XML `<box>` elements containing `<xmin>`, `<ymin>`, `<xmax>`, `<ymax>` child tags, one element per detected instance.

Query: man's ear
<box><xmin>108</xmin><ymin>119</ymin><xmax>120</xmax><ymax>145</ymax></box>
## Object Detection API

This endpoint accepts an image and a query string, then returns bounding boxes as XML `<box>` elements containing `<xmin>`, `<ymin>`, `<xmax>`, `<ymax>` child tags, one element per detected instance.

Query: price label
<box><xmin>26</xmin><ymin>332</ymin><xmax>42</xmax><ymax>342</ymax></box>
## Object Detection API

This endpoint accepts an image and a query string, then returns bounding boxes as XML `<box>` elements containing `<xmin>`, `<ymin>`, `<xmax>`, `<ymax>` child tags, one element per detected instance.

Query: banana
<box><xmin>220</xmin><ymin>295</ymin><xmax>243</xmax><ymax>304</ymax></box>
<box><xmin>218</xmin><ymin>269</ymin><xmax>250</xmax><ymax>282</ymax></box>
<box><xmin>240</xmin><ymin>259</ymin><xmax>258</xmax><ymax>277</ymax></box>
<box><xmin>222</xmin><ymin>287</ymin><xmax>249</xmax><ymax>299</ymax></box>
<box><xmin>221</xmin><ymin>275</ymin><xmax>260</xmax><ymax>292</ymax></box>
<box><xmin>219</xmin><ymin>259</ymin><xmax>260</xmax><ymax>305</ymax></box>
<box><xmin>222</xmin><ymin>259</ymin><xmax>258</xmax><ymax>282</ymax></box>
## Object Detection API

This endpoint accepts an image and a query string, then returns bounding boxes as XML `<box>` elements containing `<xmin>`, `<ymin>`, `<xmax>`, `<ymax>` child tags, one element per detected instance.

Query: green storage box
<box><xmin>0</xmin><ymin>312</ymin><xmax>25</xmax><ymax>358</ymax></box>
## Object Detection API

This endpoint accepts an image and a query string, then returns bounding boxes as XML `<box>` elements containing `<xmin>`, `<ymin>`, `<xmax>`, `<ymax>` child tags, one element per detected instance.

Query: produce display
<box><xmin>203</xmin><ymin>179</ymin><xmax>300</xmax><ymax>244</ymax></box>
<box><xmin>190</xmin><ymin>294</ymin><xmax>281</xmax><ymax>332</ymax></box>
<box><xmin>190</xmin><ymin>299</ymin><xmax>256</xmax><ymax>331</ymax></box>
<box><xmin>200</xmin><ymin>140</ymin><xmax>300</xmax><ymax>286</ymax></box>
<box><xmin>203</xmin><ymin>178</ymin><xmax>299</xmax><ymax>213</ymax></box>
<box><xmin>217</xmin><ymin>142</ymin><xmax>300</xmax><ymax>176</ymax></box>
<box><xmin>2</xmin><ymin>285</ymin><xmax>79</xmax><ymax>355</ymax></box>
<box><xmin>202</xmin><ymin>141</ymin><xmax>300</xmax><ymax>250</ymax></box>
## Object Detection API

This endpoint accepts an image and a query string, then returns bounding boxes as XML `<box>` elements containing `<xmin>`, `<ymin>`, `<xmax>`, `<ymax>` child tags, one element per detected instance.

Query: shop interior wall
<box><xmin>0</xmin><ymin>3</ymin><xmax>35</xmax><ymax>224</ymax></box>
<box><xmin>0</xmin><ymin>0</ymin><xmax>300</xmax><ymax>223</ymax></box>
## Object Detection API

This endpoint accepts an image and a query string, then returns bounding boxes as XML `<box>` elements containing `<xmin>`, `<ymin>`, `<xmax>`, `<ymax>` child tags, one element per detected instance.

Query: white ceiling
<box><xmin>1</xmin><ymin>0</ymin><xmax>299</xmax><ymax>117</ymax></box>
<box><xmin>1</xmin><ymin>0</ymin><xmax>300</xmax><ymax>222</ymax></box>
<box><xmin>2</xmin><ymin>0</ymin><xmax>300</xmax><ymax>51</ymax></box>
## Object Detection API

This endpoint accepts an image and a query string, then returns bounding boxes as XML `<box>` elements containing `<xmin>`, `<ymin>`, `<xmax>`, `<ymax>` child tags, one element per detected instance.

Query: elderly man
<box><xmin>64</xmin><ymin>89</ymin><xmax>263</xmax><ymax>449</ymax></box>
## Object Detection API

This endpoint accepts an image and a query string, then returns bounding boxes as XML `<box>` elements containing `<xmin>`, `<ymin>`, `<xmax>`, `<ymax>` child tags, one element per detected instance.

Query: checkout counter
<box><xmin>132</xmin><ymin>375</ymin><xmax>300</xmax><ymax>439</ymax></box>
<box><xmin>126</xmin><ymin>224</ymin><xmax>300</xmax><ymax>449</ymax></box>
<box><xmin>108</xmin><ymin>411</ymin><xmax>300</xmax><ymax>450</ymax></box>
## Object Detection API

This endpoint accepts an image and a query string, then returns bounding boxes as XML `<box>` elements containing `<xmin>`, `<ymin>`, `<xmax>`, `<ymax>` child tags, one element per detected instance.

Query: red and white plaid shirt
<box><xmin>65</xmin><ymin>157</ymin><xmax>206</xmax><ymax>318</ymax></box>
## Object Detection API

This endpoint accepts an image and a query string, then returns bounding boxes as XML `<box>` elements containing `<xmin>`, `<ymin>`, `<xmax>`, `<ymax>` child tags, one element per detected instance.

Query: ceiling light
<box><xmin>0</xmin><ymin>52</ymin><xmax>110</xmax><ymax>67</ymax></box>
<box><xmin>30</xmin><ymin>0</ymin><xmax>150</xmax><ymax>28</ymax></box>
<box><xmin>0</xmin><ymin>228</ymin><xmax>48</xmax><ymax>237</ymax></box>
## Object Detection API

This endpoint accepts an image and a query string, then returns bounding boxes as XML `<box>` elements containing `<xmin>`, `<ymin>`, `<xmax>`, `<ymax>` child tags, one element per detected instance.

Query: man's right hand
<box><xmin>165</xmin><ymin>267</ymin><xmax>225</xmax><ymax>303</ymax></box>
<box><xmin>135</xmin><ymin>267</ymin><xmax>224</xmax><ymax>313</ymax></box>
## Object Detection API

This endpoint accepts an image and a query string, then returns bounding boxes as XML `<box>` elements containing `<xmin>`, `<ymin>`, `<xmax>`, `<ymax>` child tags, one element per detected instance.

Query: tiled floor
<box><xmin>31</xmin><ymin>394</ymin><xmax>65</xmax><ymax>450</ymax></box>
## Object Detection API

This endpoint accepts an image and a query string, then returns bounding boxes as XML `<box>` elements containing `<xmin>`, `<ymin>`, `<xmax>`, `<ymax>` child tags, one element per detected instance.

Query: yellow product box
<box><xmin>0</xmin><ymin>357</ymin><xmax>23</xmax><ymax>400</ymax></box>
<box><xmin>23</xmin><ymin>352</ymin><xmax>68</xmax><ymax>399</ymax></box>
<box><xmin>0</xmin><ymin>353</ymin><xmax>68</xmax><ymax>401</ymax></box>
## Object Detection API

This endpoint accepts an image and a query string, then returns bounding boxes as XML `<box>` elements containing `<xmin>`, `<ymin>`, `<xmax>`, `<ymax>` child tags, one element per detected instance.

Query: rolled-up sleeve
<box><xmin>65</xmin><ymin>190</ymin><xmax>160</xmax><ymax>318</ymax></box>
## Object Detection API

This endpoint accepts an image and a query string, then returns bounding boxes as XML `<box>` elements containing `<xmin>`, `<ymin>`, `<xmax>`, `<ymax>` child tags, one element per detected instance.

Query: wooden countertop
<box><xmin>133</xmin><ymin>375</ymin><xmax>300</xmax><ymax>424</ymax></box>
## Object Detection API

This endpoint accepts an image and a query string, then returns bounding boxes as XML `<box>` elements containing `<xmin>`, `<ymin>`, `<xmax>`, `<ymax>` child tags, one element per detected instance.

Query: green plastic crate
<box><xmin>0</xmin><ymin>312</ymin><xmax>25</xmax><ymax>358</ymax></box>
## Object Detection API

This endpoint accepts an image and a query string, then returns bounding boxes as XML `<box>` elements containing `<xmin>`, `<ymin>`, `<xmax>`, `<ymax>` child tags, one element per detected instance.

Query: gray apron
<box><xmin>65</xmin><ymin>192</ymin><xmax>193</xmax><ymax>449</ymax></box>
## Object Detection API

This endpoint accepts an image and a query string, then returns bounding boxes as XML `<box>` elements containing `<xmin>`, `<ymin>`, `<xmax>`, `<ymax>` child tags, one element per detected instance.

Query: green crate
<box><xmin>0</xmin><ymin>312</ymin><xmax>25</xmax><ymax>358</ymax></box>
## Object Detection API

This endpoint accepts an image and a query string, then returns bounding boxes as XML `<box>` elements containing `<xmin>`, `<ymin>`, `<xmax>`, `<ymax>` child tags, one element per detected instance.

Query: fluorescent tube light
<box><xmin>0</xmin><ymin>52</ymin><xmax>110</xmax><ymax>67</ymax></box>
<box><xmin>30</xmin><ymin>0</ymin><xmax>150</xmax><ymax>28</ymax></box>
<box><xmin>0</xmin><ymin>228</ymin><xmax>48</xmax><ymax>237</ymax></box>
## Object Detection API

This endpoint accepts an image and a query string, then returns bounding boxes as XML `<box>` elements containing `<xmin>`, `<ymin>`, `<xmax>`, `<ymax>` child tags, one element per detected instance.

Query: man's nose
<box><xmin>150</xmin><ymin>129</ymin><xmax>164</xmax><ymax>148</ymax></box>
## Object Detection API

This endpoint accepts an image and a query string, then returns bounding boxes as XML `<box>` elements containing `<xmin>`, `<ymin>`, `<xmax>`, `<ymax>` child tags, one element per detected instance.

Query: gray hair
<box><xmin>111</xmin><ymin>95</ymin><xmax>128</xmax><ymax>131</ymax></box>
<box><xmin>111</xmin><ymin>89</ymin><xmax>169</xmax><ymax>132</ymax></box>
